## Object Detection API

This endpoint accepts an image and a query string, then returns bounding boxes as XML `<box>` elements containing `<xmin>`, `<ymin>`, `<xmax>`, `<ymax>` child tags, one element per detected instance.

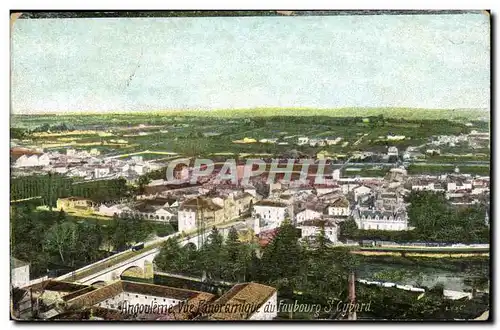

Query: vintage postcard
<box><xmin>10</xmin><ymin>10</ymin><xmax>490</xmax><ymax>321</ymax></box>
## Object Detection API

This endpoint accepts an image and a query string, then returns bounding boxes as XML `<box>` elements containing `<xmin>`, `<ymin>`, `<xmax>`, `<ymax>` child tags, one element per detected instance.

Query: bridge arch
<box><xmin>120</xmin><ymin>265</ymin><xmax>145</xmax><ymax>278</ymax></box>
<box><xmin>184</xmin><ymin>242</ymin><xmax>197</xmax><ymax>251</ymax></box>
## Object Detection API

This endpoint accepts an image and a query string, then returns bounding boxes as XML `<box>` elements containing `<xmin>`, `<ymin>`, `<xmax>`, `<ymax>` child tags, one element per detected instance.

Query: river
<box><xmin>356</xmin><ymin>260</ymin><xmax>489</xmax><ymax>292</ymax></box>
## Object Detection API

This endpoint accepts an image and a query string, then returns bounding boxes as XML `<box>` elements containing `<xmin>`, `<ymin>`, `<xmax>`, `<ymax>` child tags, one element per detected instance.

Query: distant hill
<box><xmin>11</xmin><ymin>107</ymin><xmax>489</xmax><ymax>122</ymax></box>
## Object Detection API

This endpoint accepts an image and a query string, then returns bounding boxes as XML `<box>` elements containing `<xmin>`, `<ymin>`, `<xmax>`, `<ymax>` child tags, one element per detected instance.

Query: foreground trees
<box><xmin>154</xmin><ymin>221</ymin><xmax>358</xmax><ymax>302</ymax></box>
<box><xmin>10</xmin><ymin>205</ymin><xmax>173</xmax><ymax>277</ymax></box>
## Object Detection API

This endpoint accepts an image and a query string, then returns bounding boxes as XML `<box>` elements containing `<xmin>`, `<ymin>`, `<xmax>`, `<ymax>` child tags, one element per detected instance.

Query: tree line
<box><xmin>10</xmin><ymin>174</ymin><xmax>135</xmax><ymax>207</ymax></box>
<box><xmin>155</xmin><ymin>220</ymin><xmax>357</xmax><ymax>305</ymax></box>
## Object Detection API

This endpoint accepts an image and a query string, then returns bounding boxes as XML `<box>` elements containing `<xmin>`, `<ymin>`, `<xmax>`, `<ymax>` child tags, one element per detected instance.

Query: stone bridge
<box><xmin>56</xmin><ymin>232</ymin><xmax>210</xmax><ymax>285</ymax></box>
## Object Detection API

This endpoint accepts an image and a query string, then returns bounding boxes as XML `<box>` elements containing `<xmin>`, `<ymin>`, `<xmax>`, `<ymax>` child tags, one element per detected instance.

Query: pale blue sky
<box><xmin>11</xmin><ymin>14</ymin><xmax>490</xmax><ymax>113</ymax></box>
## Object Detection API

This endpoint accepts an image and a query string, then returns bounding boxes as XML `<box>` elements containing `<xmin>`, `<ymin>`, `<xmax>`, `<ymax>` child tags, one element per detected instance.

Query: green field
<box><xmin>11</xmin><ymin>108</ymin><xmax>489</xmax><ymax>159</ymax></box>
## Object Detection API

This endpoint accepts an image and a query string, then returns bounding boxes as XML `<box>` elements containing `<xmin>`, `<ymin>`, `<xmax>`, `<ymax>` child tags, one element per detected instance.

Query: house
<box><xmin>13</xmin><ymin>280</ymin><xmax>91</xmax><ymax>320</ymax></box>
<box><xmin>259</xmin><ymin>138</ymin><xmax>278</xmax><ymax>144</ymax></box>
<box><xmin>64</xmin><ymin>280</ymin><xmax>217</xmax><ymax>320</ymax></box>
<box><xmin>38</xmin><ymin>154</ymin><xmax>50</xmax><ymax>166</ymax></box>
<box><xmin>308</xmin><ymin>138</ymin><xmax>325</xmax><ymax>147</ymax></box>
<box><xmin>447</xmin><ymin>181</ymin><xmax>473</xmax><ymax>192</ymax></box>
<box><xmin>126</xmin><ymin>197</ymin><xmax>179</xmax><ymax>222</ymax></box>
<box><xmin>426</xmin><ymin>149</ymin><xmax>441</xmax><ymax>155</ymax></box>
<box><xmin>203</xmin><ymin>282</ymin><xmax>277</xmax><ymax>320</ymax></box>
<box><xmin>327</xmin><ymin>197</ymin><xmax>350</xmax><ymax>217</ymax></box>
<box><xmin>52</xmin><ymin>165</ymin><xmax>69</xmax><ymax>174</ymax></box>
<box><xmin>325</xmin><ymin>137</ymin><xmax>342</xmax><ymax>145</ymax></box>
<box><xmin>297</xmin><ymin>137</ymin><xmax>309</xmax><ymax>145</ymax></box>
<box><xmin>295</xmin><ymin>208</ymin><xmax>323</xmax><ymax>224</ymax></box>
<box><xmin>315</xmin><ymin>185</ymin><xmax>338</xmax><ymax>196</ymax></box>
<box><xmin>94</xmin><ymin>166</ymin><xmax>110</xmax><ymax>179</ymax></box>
<box><xmin>57</xmin><ymin>197</ymin><xmax>96</xmax><ymax>213</ymax></box>
<box><xmin>14</xmin><ymin>154</ymin><xmax>46</xmax><ymax>168</ymax></box>
<box><xmin>89</xmin><ymin>148</ymin><xmax>101</xmax><ymax>156</ymax></box>
<box><xmin>353</xmin><ymin>185</ymin><xmax>372</xmax><ymax>202</ymax></box>
<box><xmin>353</xmin><ymin>209</ymin><xmax>408</xmax><ymax>231</ymax></box>
<box><xmin>387</xmin><ymin>134</ymin><xmax>405</xmax><ymax>141</ymax></box>
<box><xmin>178</xmin><ymin>197</ymin><xmax>225</xmax><ymax>233</ymax></box>
<box><xmin>233</xmin><ymin>192</ymin><xmax>256</xmax><ymax>217</ymax></box>
<box><xmin>97</xmin><ymin>204</ymin><xmax>132</xmax><ymax>217</ymax></box>
<box><xmin>297</xmin><ymin>219</ymin><xmax>338</xmax><ymax>244</ymax></box>
<box><xmin>67</xmin><ymin>168</ymin><xmax>90</xmax><ymax>178</ymax></box>
<box><xmin>387</xmin><ymin>146</ymin><xmax>398</xmax><ymax>157</ymax></box>
<box><xmin>411</xmin><ymin>180</ymin><xmax>437</xmax><ymax>191</ymax></box>
<box><xmin>253</xmin><ymin>200</ymin><xmax>288</xmax><ymax>234</ymax></box>
<box><xmin>133</xmin><ymin>164</ymin><xmax>145</xmax><ymax>175</ymax></box>
<box><xmin>131</xmin><ymin>156</ymin><xmax>143</xmax><ymax>163</ymax></box>
<box><xmin>11</xmin><ymin>258</ymin><xmax>30</xmax><ymax>288</ymax></box>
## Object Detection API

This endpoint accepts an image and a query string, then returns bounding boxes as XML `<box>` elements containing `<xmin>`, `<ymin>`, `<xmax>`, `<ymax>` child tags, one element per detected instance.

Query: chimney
<box><xmin>348</xmin><ymin>272</ymin><xmax>357</xmax><ymax>320</ymax></box>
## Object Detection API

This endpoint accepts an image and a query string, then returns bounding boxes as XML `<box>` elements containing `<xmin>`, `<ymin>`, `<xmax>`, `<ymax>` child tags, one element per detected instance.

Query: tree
<box><xmin>260</xmin><ymin>220</ymin><xmax>303</xmax><ymax>288</ymax></box>
<box><xmin>76</xmin><ymin>222</ymin><xmax>104</xmax><ymax>263</ymax></box>
<box><xmin>200</xmin><ymin>227</ymin><xmax>226</xmax><ymax>280</ymax></box>
<box><xmin>57</xmin><ymin>209</ymin><xmax>66</xmax><ymax>223</ymax></box>
<box><xmin>155</xmin><ymin>223</ymin><xmax>174</xmax><ymax>237</ymax></box>
<box><xmin>338</xmin><ymin>218</ymin><xmax>358</xmax><ymax>241</ymax></box>
<box><xmin>43</xmin><ymin>221</ymin><xmax>79</xmax><ymax>265</ymax></box>
<box><xmin>137</xmin><ymin>175</ymin><xmax>152</xmax><ymax>194</ymax></box>
<box><xmin>155</xmin><ymin>238</ymin><xmax>184</xmax><ymax>273</ymax></box>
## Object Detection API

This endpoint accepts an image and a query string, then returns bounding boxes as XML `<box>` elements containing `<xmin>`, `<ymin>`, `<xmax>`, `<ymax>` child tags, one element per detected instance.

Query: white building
<box><xmin>38</xmin><ymin>154</ymin><xmax>50</xmax><ymax>166</ymax></box>
<box><xmin>94</xmin><ymin>166</ymin><xmax>110</xmax><ymax>179</ymax></box>
<box><xmin>297</xmin><ymin>219</ymin><xmax>338</xmax><ymax>244</ymax></box>
<box><xmin>387</xmin><ymin>135</ymin><xmax>405</xmax><ymax>141</ymax></box>
<box><xmin>253</xmin><ymin>200</ymin><xmax>288</xmax><ymax>234</ymax></box>
<box><xmin>133</xmin><ymin>164</ymin><xmax>145</xmax><ymax>175</ymax></box>
<box><xmin>411</xmin><ymin>181</ymin><xmax>437</xmax><ymax>191</ymax></box>
<box><xmin>353</xmin><ymin>209</ymin><xmax>408</xmax><ymax>231</ymax></box>
<box><xmin>327</xmin><ymin>197</ymin><xmax>350</xmax><ymax>217</ymax></box>
<box><xmin>447</xmin><ymin>181</ymin><xmax>473</xmax><ymax>192</ymax></box>
<box><xmin>64</xmin><ymin>280</ymin><xmax>217</xmax><ymax>320</ymax></box>
<box><xmin>131</xmin><ymin>156</ymin><xmax>144</xmax><ymax>163</ymax></box>
<box><xmin>297</xmin><ymin>137</ymin><xmax>309</xmax><ymax>145</ymax></box>
<box><xmin>14</xmin><ymin>154</ymin><xmax>49</xmax><ymax>168</ymax></box>
<box><xmin>295</xmin><ymin>208</ymin><xmax>323</xmax><ymax>224</ymax></box>
<box><xmin>353</xmin><ymin>185</ymin><xmax>372</xmax><ymax>202</ymax></box>
<box><xmin>177</xmin><ymin>198</ymin><xmax>224</xmax><ymax>233</ymax></box>
<box><xmin>178</xmin><ymin>208</ymin><xmax>196</xmax><ymax>232</ymax></box>
<box><xmin>97</xmin><ymin>204</ymin><xmax>132</xmax><ymax>217</ymax></box>
<box><xmin>387</xmin><ymin>146</ymin><xmax>398</xmax><ymax>157</ymax></box>
<box><xmin>325</xmin><ymin>137</ymin><xmax>341</xmax><ymax>145</ymax></box>
<box><xmin>11</xmin><ymin>258</ymin><xmax>30</xmax><ymax>288</ymax></box>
